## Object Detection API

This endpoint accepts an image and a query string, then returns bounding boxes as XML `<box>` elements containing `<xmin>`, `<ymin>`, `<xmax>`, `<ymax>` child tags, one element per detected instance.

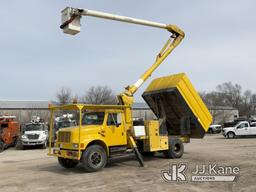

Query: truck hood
<box><xmin>222</xmin><ymin>127</ymin><xmax>235</xmax><ymax>131</ymax></box>
<box><xmin>58</xmin><ymin>125</ymin><xmax>100</xmax><ymax>132</ymax></box>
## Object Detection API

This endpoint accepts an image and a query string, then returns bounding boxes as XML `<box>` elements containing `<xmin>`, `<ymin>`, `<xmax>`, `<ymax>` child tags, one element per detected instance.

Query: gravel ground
<box><xmin>0</xmin><ymin>135</ymin><xmax>256</xmax><ymax>192</ymax></box>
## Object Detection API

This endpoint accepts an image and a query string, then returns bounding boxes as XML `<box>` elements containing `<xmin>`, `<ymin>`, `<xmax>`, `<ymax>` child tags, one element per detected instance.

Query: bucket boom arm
<box><xmin>60</xmin><ymin>7</ymin><xmax>185</xmax><ymax>105</ymax></box>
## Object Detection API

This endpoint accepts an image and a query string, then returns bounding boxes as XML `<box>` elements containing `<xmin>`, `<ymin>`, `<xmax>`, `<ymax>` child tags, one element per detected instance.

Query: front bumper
<box><xmin>21</xmin><ymin>140</ymin><xmax>46</xmax><ymax>146</ymax></box>
<box><xmin>222</xmin><ymin>131</ymin><xmax>227</xmax><ymax>137</ymax></box>
<box><xmin>48</xmin><ymin>148</ymin><xmax>81</xmax><ymax>160</ymax></box>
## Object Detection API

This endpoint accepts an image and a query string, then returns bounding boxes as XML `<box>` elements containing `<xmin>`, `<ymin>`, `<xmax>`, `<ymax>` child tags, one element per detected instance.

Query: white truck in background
<box><xmin>18</xmin><ymin>117</ymin><xmax>48</xmax><ymax>149</ymax></box>
<box><xmin>222</xmin><ymin>121</ymin><xmax>256</xmax><ymax>139</ymax></box>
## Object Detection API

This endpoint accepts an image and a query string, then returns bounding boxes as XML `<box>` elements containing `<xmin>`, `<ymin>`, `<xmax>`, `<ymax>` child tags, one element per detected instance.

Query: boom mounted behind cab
<box><xmin>48</xmin><ymin>7</ymin><xmax>212</xmax><ymax>172</ymax></box>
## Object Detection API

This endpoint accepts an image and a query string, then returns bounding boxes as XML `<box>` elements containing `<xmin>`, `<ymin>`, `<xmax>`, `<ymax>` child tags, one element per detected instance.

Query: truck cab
<box><xmin>222</xmin><ymin>121</ymin><xmax>256</xmax><ymax>138</ymax></box>
<box><xmin>20</xmin><ymin>121</ymin><xmax>48</xmax><ymax>149</ymax></box>
<box><xmin>0</xmin><ymin>116</ymin><xmax>20</xmax><ymax>152</ymax></box>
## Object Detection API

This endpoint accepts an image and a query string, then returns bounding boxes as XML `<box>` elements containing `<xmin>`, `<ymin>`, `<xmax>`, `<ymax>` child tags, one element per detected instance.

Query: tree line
<box><xmin>200</xmin><ymin>82</ymin><xmax>256</xmax><ymax>117</ymax></box>
<box><xmin>56</xmin><ymin>81</ymin><xmax>256</xmax><ymax>117</ymax></box>
<box><xmin>56</xmin><ymin>86</ymin><xmax>117</xmax><ymax>105</ymax></box>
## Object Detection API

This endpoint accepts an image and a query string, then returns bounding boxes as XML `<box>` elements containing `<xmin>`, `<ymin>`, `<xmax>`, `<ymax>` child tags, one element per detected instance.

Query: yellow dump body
<box><xmin>142</xmin><ymin>73</ymin><xmax>212</xmax><ymax>138</ymax></box>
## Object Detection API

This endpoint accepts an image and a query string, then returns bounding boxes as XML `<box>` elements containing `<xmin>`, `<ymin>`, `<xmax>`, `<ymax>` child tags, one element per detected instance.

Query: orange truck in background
<box><xmin>0</xmin><ymin>116</ymin><xmax>20</xmax><ymax>152</ymax></box>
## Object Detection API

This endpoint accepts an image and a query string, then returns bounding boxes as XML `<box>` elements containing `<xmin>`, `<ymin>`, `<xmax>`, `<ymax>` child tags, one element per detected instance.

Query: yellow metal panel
<box><xmin>144</xmin><ymin>73</ymin><xmax>212</xmax><ymax>132</ymax></box>
<box><xmin>160</xmin><ymin>136</ymin><xmax>168</xmax><ymax>150</ymax></box>
<box><xmin>143</xmin><ymin>120</ymin><xmax>168</xmax><ymax>152</ymax></box>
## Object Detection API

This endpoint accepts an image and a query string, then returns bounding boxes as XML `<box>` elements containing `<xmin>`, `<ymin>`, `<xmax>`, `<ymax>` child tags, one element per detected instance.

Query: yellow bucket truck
<box><xmin>48</xmin><ymin>7</ymin><xmax>212</xmax><ymax>172</ymax></box>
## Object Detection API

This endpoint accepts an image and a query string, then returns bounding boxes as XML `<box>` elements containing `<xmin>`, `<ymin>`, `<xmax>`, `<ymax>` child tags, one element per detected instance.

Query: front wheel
<box><xmin>58</xmin><ymin>157</ymin><xmax>79</xmax><ymax>169</ymax></box>
<box><xmin>81</xmin><ymin>145</ymin><xmax>107</xmax><ymax>172</ymax></box>
<box><xmin>0</xmin><ymin>141</ymin><xmax>5</xmax><ymax>152</ymax></box>
<box><xmin>41</xmin><ymin>142</ymin><xmax>47</xmax><ymax>149</ymax></box>
<box><xmin>164</xmin><ymin>137</ymin><xmax>184</xmax><ymax>159</ymax></box>
<box><xmin>227</xmin><ymin>132</ymin><xmax>235</xmax><ymax>139</ymax></box>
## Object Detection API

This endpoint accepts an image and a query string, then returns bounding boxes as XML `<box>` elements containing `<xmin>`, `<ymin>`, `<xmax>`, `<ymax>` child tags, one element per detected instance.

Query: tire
<box><xmin>208</xmin><ymin>128</ymin><xmax>213</xmax><ymax>134</ymax></box>
<box><xmin>227</xmin><ymin>132</ymin><xmax>235</xmax><ymax>139</ymax></box>
<box><xmin>81</xmin><ymin>145</ymin><xmax>107</xmax><ymax>172</ymax></box>
<box><xmin>12</xmin><ymin>137</ymin><xmax>18</xmax><ymax>147</ymax></box>
<box><xmin>41</xmin><ymin>142</ymin><xmax>47</xmax><ymax>149</ymax></box>
<box><xmin>16</xmin><ymin>139</ymin><xmax>24</xmax><ymax>150</ymax></box>
<box><xmin>58</xmin><ymin>157</ymin><xmax>79</xmax><ymax>169</ymax></box>
<box><xmin>164</xmin><ymin>137</ymin><xmax>184</xmax><ymax>159</ymax></box>
<box><xmin>0</xmin><ymin>140</ymin><xmax>5</xmax><ymax>153</ymax></box>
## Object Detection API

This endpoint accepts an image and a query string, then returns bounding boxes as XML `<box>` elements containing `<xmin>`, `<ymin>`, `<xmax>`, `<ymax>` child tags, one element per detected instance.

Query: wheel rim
<box><xmin>228</xmin><ymin>132</ymin><xmax>234</xmax><ymax>138</ymax></box>
<box><xmin>90</xmin><ymin>151</ymin><xmax>102</xmax><ymax>167</ymax></box>
<box><xmin>174</xmin><ymin>143</ymin><xmax>181</xmax><ymax>153</ymax></box>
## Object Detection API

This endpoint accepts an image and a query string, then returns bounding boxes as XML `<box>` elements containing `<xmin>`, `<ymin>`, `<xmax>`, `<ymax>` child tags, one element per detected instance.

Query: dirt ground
<box><xmin>0</xmin><ymin>135</ymin><xmax>255</xmax><ymax>192</ymax></box>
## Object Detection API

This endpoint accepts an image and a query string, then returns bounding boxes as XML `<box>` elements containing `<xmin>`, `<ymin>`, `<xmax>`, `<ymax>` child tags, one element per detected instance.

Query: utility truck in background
<box><xmin>55</xmin><ymin>114</ymin><xmax>77</xmax><ymax>131</ymax></box>
<box><xmin>18</xmin><ymin>116</ymin><xmax>48</xmax><ymax>149</ymax></box>
<box><xmin>0</xmin><ymin>116</ymin><xmax>20</xmax><ymax>152</ymax></box>
<box><xmin>48</xmin><ymin>7</ymin><xmax>212</xmax><ymax>172</ymax></box>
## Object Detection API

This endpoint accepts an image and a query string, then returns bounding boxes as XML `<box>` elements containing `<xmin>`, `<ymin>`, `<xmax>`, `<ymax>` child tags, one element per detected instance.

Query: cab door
<box><xmin>250</xmin><ymin>123</ymin><xmax>256</xmax><ymax>135</ymax></box>
<box><xmin>104</xmin><ymin>113</ymin><xmax>127</xmax><ymax>146</ymax></box>
<box><xmin>236</xmin><ymin>122</ymin><xmax>249</xmax><ymax>136</ymax></box>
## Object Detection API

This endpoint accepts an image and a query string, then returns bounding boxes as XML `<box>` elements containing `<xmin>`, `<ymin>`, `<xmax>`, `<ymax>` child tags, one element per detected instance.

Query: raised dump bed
<box><xmin>142</xmin><ymin>73</ymin><xmax>212</xmax><ymax>138</ymax></box>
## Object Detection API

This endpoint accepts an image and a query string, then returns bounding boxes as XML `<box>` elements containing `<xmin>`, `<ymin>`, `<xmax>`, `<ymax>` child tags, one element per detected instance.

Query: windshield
<box><xmin>25</xmin><ymin>124</ymin><xmax>45</xmax><ymax>131</ymax></box>
<box><xmin>56</xmin><ymin>121</ymin><xmax>76</xmax><ymax>129</ymax></box>
<box><xmin>82</xmin><ymin>112</ymin><xmax>105</xmax><ymax>125</ymax></box>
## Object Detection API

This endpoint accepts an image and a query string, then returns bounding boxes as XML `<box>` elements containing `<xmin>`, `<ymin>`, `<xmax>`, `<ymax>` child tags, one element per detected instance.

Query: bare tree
<box><xmin>216</xmin><ymin>82</ymin><xmax>242</xmax><ymax>109</ymax></box>
<box><xmin>82</xmin><ymin>86</ymin><xmax>117</xmax><ymax>104</ymax></box>
<box><xmin>201</xmin><ymin>81</ymin><xmax>256</xmax><ymax>117</ymax></box>
<box><xmin>56</xmin><ymin>87</ymin><xmax>72</xmax><ymax>105</ymax></box>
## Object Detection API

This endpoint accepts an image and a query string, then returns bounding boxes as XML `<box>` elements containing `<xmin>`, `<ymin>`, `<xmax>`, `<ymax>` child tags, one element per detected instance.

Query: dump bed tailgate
<box><xmin>142</xmin><ymin>73</ymin><xmax>212</xmax><ymax>138</ymax></box>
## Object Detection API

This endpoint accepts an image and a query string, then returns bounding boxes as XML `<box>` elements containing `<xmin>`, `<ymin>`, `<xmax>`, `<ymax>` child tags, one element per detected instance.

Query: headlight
<box><xmin>21</xmin><ymin>135</ymin><xmax>27</xmax><ymax>139</ymax></box>
<box><xmin>73</xmin><ymin>143</ymin><xmax>79</xmax><ymax>148</ymax></box>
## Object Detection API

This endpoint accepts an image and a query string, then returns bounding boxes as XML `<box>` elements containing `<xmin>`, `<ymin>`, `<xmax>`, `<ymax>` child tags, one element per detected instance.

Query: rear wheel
<box><xmin>81</xmin><ymin>145</ymin><xmax>107</xmax><ymax>172</ymax></box>
<box><xmin>58</xmin><ymin>157</ymin><xmax>79</xmax><ymax>169</ymax></box>
<box><xmin>164</xmin><ymin>137</ymin><xmax>184</xmax><ymax>159</ymax></box>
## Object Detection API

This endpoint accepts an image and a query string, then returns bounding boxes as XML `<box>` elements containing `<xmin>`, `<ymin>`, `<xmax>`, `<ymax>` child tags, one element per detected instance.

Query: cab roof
<box><xmin>49</xmin><ymin>104</ymin><xmax>129</xmax><ymax>111</ymax></box>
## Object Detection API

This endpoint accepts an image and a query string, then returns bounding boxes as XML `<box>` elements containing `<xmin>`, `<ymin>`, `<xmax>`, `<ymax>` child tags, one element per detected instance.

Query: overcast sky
<box><xmin>1</xmin><ymin>1</ymin><xmax>255</xmax><ymax>102</ymax></box>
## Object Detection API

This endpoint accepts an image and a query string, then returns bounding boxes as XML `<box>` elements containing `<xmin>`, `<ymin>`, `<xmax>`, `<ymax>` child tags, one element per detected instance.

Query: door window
<box><xmin>107</xmin><ymin>113</ymin><xmax>122</xmax><ymax>126</ymax></box>
<box><xmin>82</xmin><ymin>112</ymin><xmax>105</xmax><ymax>125</ymax></box>
<box><xmin>237</xmin><ymin>123</ymin><xmax>248</xmax><ymax>129</ymax></box>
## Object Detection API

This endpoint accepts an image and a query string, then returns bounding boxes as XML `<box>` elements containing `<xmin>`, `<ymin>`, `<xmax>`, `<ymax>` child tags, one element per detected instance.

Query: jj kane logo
<box><xmin>161</xmin><ymin>163</ymin><xmax>239</xmax><ymax>182</ymax></box>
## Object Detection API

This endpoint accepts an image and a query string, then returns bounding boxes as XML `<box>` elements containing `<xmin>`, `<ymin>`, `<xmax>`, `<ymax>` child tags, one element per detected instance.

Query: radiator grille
<box><xmin>27</xmin><ymin>134</ymin><xmax>39</xmax><ymax>140</ymax></box>
<box><xmin>58</xmin><ymin>131</ymin><xmax>71</xmax><ymax>143</ymax></box>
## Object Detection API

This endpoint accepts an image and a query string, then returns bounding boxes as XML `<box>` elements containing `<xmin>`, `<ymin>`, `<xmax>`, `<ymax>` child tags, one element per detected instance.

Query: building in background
<box><xmin>0</xmin><ymin>100</ymin><xmax>50</xmax><ymax>123</ymax></box>
<box><xmin>209</xmin><ymin>106</ymin><xmax>239</xmax><ymax>124</ymax></box>
<box><xmin>132</xmin><ymin>102</ymin><xmax>156</xmax><ymax>120</ymax></box>
<box><xmin>132</xmin><ymin>103</ymin><xmax>239</xmax><ymax>125</ymax></box>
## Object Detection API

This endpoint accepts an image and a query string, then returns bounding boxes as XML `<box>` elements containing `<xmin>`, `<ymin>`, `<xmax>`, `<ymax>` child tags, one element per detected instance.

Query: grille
<box><xmin>58</xmin><ymin>131</ymin><xmax>71</xmax><ymax>143</ymax></box>
<box><xmin>27</xmin><ymin>134</ymin><xmax>39</xmax><ymax>140</ymax></box>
